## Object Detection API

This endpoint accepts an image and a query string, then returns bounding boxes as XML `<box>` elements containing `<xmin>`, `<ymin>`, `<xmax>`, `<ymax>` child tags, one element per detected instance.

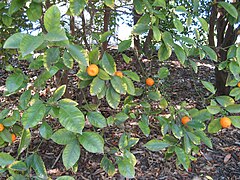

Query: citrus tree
<box><xmin>0</xmin><ymin>0</ymin><xmax>239</xmax><ymax>179</ymax></box>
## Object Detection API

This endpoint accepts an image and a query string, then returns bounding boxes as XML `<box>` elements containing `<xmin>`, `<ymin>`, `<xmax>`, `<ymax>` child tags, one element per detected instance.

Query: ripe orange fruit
<box><xmin>115</xmin><ymin>71</ymin><xmax>123</xmax><ymax>78</ymax></box>
<box><xmin>181</xmin><ymin>116</ymin><xmax>191</xmax><ymax>125</ymax></box>
<box><xmin>0</xmin><ymin>123</ymin><xmax>4</xmax><ymax>132</ymax></box>
<box><xmin>220</xmin><ymin>117</ymin><xmax>231</xmax><ymax>128</ymax></box>
<box><xmin>87</xmin><ymin>64</ymin><xmax>99</xmax><ymax>76</ymax></box>
<box><xmin>237</xmin><ymin>82</ymin><xmax>240</xmax><ymax>88</ymax></box>
<box><xmin>146</xmin><ymin>78</ymin><xmax>154</xmax><ymax>86</ymax></box>
<box><xmin>11</xmin><ymin>133</ymin><xmax>16</xmax><ymax>142</ymax></box>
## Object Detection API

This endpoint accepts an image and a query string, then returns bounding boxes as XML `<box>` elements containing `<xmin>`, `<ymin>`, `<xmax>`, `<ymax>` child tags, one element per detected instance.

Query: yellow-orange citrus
<box><xmin>237</xmin><ymin>82</ymin><xmax>240</xmax><ymax>88</ymax></box>
<box><xmin>115</xmin><ymin>71</ymin><xmax>123</xmax><ymax>78</ymax></box>
<box><xmin>146</xmin><ymin>78</ymin><xmax>154</xmax><ymax>86</ymax></box>
<box><xmin>181</xmin><ymin>116</ymin><xmax>191</xmax><ymax>125</ymax></box>
<box><xmin>220</xmin><ymin>117</ymin><xmax>231</xmax><ymax>128</ymax></box>
<box><xmin>11</xmin><ymin>133</ymin><xmax>16</xmax><ymax>142</ymax></box>
<box><xmin>87</xmin><ymin>64</ymin><xmax>99</xmax><ymax>76</ymax></box>
<box><xmin>0</xmin><ymin>123</ymin><xmax>4</xmax><ymax>132</ymax></box>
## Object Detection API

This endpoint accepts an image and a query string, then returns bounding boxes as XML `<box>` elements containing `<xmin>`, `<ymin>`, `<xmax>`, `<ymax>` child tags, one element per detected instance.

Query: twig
<box><xmin>51</xmin><ymin>149</ymin><xmax>63</xmax><ymax>169</ymax></box>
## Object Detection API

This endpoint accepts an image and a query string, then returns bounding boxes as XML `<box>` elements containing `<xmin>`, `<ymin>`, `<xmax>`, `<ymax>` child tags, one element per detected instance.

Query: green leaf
<box><xmin>106</xmin><ymin>86</ymin><xmax>120</xmax><ymax>109</ymax></box>
<box><xmin>186</xmin><ymin>132</ymin><xmax>200</xmax><ymax>145</ymax></box>
<box><xmin>2</xmin><ymin>110</ymin><xmax>20</xmax><ymax>127</ymax></box>
<box><xmin>59</xmin><ymin>105</ymin><xmax>85</xmax><ymax>134</ymax></box>
<box><xmin>115</xmin><ymin>112</ymin><xmax>129</xmax><ymax>125</ymax></box>
<box><xmin>101</xmin><ymin>52</ymin><xmax>116</xmax><ymax>75</ymax></box>
<box><xmin>0</xmin><ymin>129</ymin><xmax>12</xmax><ymax>142</ymax></box>
<box><xmin>158</xmin><ymin>43</ymin><xmax>172</xmax><ymax>61</ymax></box>
<box><xmin>189</xmin><ymin>60</ymin><xmax>198</xmax><ymax>73</ymax></box>
<box><xmin>218</xmin><ymin>2</ymin><xmax>238</xmax><ymax>19</ymax></box>
<box><xmin>187</xmin><ymin>120</ymin><xmax>205</xmax><ymax>130</ymax></box>
<box><xmin>183</xmin><ymin>134</ymin><xmax>191</xmax><ymax>153</ymax></box>
<box><xmin>111</xmin><ymin>76</ymin><xmax>127</xmax><ymax>94</ymax></box>
<box><xmin>201</xmin><ymin>80</ymin><xmax>216</xmax><ymax>94</ymax></box>
<box><xmin>215</xmin><ymin>96</ymin><xmax>235</xmax><ymax>107</ymax></box>
<box><xmin>8</xmin><ymin>161</ymin><xmax>27</xmax><ymax>171</ymax></box>
<box><xmin>122</xmin><ymin>70</ymin><xmax>140</xmax><ymax>82</ymax></box>
<box><xmin>133</xmin><ymin>0</ymin><xmax>144</xmax><ymax>14</ymax></box>
<box><xmin>104</xmin><ymin>0</ymin><xmax>114</xmax><ymax>8</ymax></box>
<box><xmin>162</xmin><ymin>32</ymin><xmax>174</xmax><ymax>46</ymax></box>
<box><xmin>44</xmin><ymin>5</ymin><xmax>61</xmax><ymax>32</ymax></box>
<box><xmin>62</xmin><ymin>140</ymin><xmax>80</xmax><ymax>170</ymax></box>
<box><xmin>158</xmin><ymin>67</ymin><xmax>169</xmax><ymax>79</ymax></box>
<box><xmin>195</xmin><ymin>131</ymin><xmax>213</xmax><ymax>149</ymax></box>
<box><xmin>229</xmin><ymin>61</ymin><xmax>240</xmax><ymax>78</ymax></box>
<box><xmin>229</xmin><ymin>116</ymin><xmax>240</xmax><ymax>128</ymax></box>
<box><xmin>207</xmin><ymin>105</ymin><xmax>221</xmax><ymax>114</ymax></box>
<box><xmin>18</xmin><ymin>129</ymin><xmax>31</xmax><ymax>155</ymax></box>
<box><xmin>123</xmin><ymin>76</ymin><xmax>135</xmax><ymax>95</ymax></box>
<box><xmin>198</xmin><ymin>17</ymin><xmax>208</xmax><ymax>32</ymax></box>
<box><xmin>63</xmin><ymin>51</ymin><xmax>74</xmax><ymax>69</ymax></box>
<box><xmin>2</xmin><ymin>14</ymin><xmax>12</xmax><ymax>26</ymax></box>
<box><xmin>0</xmin><ymin>153</ymin><xmax>14</xmax><ymax>167</ymax></box>
<box><xmin>43</xmin><ymin>48</ymin><xmax>60</xmax><ymax>69</ymax></box>
<box><xmin>173</xmin><ymin>17</ymin><xmax>184</xmax><ymax>32</ymax></box>
<box><xmin>3</xmin><ymin>33</ymin><xmax>26</xmax><ymax>49</ymax></box>
<box><xmin>101</xmin><ymin>156</ymin><xmax>116</xmax><ymax>177</ymax></box>
<box><xmin>122</xmin><ymin>54</ymin><xmax>132</xmax><ymax>64</ymax></box>
<box><xmin>34</xmin><ymin>66</ymin><xmax>59</xmax><ymax>88</ymax></box>
<box><xmin>20</xmin><ymin>35</ymin><xmax>44</xmax><ymax>57</ymax></box>
<box><xmin>87</xmin><ymin>111</ymin><xmax>107</xmax><ymax>128</ymax></box>
<box><xmin>123</xmin><ymin>150</ymin><xmax>137</xmax><ymax>166</ymax></box>
<box><xmin>70</xmin><ymin>0</ymin><xmax>87</xmax><ymax>16</ymax></box>
<box><xmin>175</xmin><ymin>147</ymin><xmax>190</xmax><ymax>170</ymax></box>
<box><xmin>39</xmin><ymin>121</ymin><xmax>53</xmax><ymax>140</ymax></box>
<box><xmin>144</xmin><ymin>139</ymin><xmax>170</xmax><ymax>151</ymax></box>
<box><xmin>153</xmin><ymin>0</ymin><xmax>166</xmax><ymax>8</ymax></box>
<box><xmin>19</xmin><ymin>90</ymin><xmax>31</xmax><ymax>110</ymax></box>
<box><xmin>56</xmin><ymin>176</ymin><xmax>75</xmax><ymax>180</ymax></box>
<box><xmin>132</xmin><ymin>23</ymin><xmax>150</xmax><ymax>35</ymax></box>
<box><xmin>201</xmin><ymin>46</ymin><xmax>217</xmax><ymax>62</ymax></box>
<box><xmin>208</xmin><ymin>119</ymin><xmax>221</xmax><ymax>134</ymax></box>
<box><xmin>8</xmin><ymin>0</ymin><xmax>26</xmax><ymax>15</ymax></box>
<box><xmin>51</xmin><ymin>129</ymin><xmax>76</xmax><ymax>145</ymax></box>
<box><xmin>51</xmin><ymin>85</ymin><xmax>66</xmax><ymax>102</ymax></box>
<box><xmin>79</xmin><ymin>132</ymin><xmax>104</xmax><ymax>153</ymax></box>
<box><xmin>67</xmin><ymin>44</ymin><xmax>89</xmax><ymax>66</ymax></box>
<box><xmin>225</xmin><ymin>104</ymin><xmax>240</xmax><ymax>113</ymax></box>
<box><xmin>152</xmin><ymin>26</ymin><xmax>161</xmax><ymax>41</ymax></box>
<box><xmin>31</xmin><ymin>153</ymin><xmax>48</xmax><ymax>179</ymax></box>
<box><xmin>90</xmin><ymin>77</ymin><xmax>105</xmax><ymax>96</ymax></box>
<box><xmin>118</xmin><ymin>158</ymin><xmax>135</xmax><ymax>178</ymax></box>
<box><xmin>22</xmin><ymin>101</ymin><xmax>46</xmax><ymax>129</ymax></box>
<box><xmin>118</xmin><ymin>40</ymin><xmax>131</xmax><ymax>52</ymax></box>
<box><xmin>6</xmin><ymin>72</ymin><xmax>24</xmax><ymax>93</ymax></box>
<box><xmin>172</xmin><ymin>124</ymin><xmax>183</xmax><ymax>139</ymax></box>
<box><xmin>45</xmin><ymin>28</ymin><xmax>68</xmax><ymax>42</ymax></box>
<box><xmin>148</xmin><ymin>91</ymin><xmax>161</xmax><ymax>101</ymax></box>
<box><xmin>98</xmin><ymin>69</ymin><xmax>111</xmax><ymax>80</ymax></box>
<box><xmin>174</xmin><ymin>44</ymin><xmax>186</xmax><ymax>65</ymax></box>
<box><xmin>138</xmin><ymin>120</ymin><xmax>150</xmax><ymax>137</ymax></box>
<box><xmin>27</xmin><ymin>2</ymin><xmax>42</xmax><ymax>22</ymax></box>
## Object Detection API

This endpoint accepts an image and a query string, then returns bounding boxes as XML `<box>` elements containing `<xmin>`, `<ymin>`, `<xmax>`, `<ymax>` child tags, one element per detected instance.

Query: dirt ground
<box><xmin>0</xmin><ymin>50</ymin><xmax>240</xmax><ymax>179</ymax></box>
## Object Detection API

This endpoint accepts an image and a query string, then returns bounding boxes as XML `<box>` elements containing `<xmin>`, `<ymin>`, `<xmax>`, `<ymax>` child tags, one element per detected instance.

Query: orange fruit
<box><xmin>115</xmin><ymin>71</ymin><xmax>123</xmax><ymax>78</ymax></box>
<box><xmin>220</xmin><ymin>117</ymin><xmax>231</xmax><ymax>128</ymax></box>
<box><xmin>11</xmin><ymin>133</ymin><xmax>16</xmax><ymax>142</ymax></box>
<box><xmin>237</xmin><ymin>82</ymin><xmax>240</xmax><ymax>88</ymax></box>
<box><xmin>181</xmin><ymin>116</ymin><xmax>191</xmax><ymax>125</ymax></box>
<box><xmin>0</xmin><ymin>123</ymin><xmax>4</xmax><ymax>132</ymax></box>
<box><xmin>146</xmin><ymin>78</ymin><xmax>154</xmax><ymax>86</ymax></box>
<box><xmin>87</xmin><ymin>64</ymin><xmax>99</xmax><ymax>76</ymax></box>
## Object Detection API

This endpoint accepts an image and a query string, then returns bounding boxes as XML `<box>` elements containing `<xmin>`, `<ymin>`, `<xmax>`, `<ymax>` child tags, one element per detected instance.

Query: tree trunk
<box><xmin>102</xmin><ymin>5</ymin><xmax>111</xmax><ymax>52</ymax></box>
<box><xmin>133</xmin><ymin>9</ymin><xmax>141</xmax><ymax>53</ymax></box>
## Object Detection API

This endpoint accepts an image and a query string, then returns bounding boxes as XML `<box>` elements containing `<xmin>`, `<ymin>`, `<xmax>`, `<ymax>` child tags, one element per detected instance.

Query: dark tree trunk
<box><xmin>208</xmin><ymin>2</ymin><xmax>238</xmax><ymax>95</ymax></box>
<box><xmin>143</xmin><ymin>29</ymin><xmax>153</xmax><ymax>58</ymax></box>
<box><xmin>102</xmin><ymin>5</ymin><xmax>111</xmax><ymax>52</ymax></box>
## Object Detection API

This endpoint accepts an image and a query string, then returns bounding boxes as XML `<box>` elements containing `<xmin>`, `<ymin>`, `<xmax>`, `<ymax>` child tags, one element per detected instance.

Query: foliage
<box><xmin>0</xmin><ymin>0</ymin><xmax>239</xmax><ymax>179</ymax></box>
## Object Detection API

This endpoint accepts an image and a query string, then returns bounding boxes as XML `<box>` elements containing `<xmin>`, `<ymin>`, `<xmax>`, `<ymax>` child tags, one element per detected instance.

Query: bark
<box><xmin>143</xmin><ymin>29</ymin><xmax>153</xmax><ymax>58</ymax></box>
<box><xmin>102</xmin><ymin>5</ymin><xmax>111</xmax><ymax>52</ymax></box>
